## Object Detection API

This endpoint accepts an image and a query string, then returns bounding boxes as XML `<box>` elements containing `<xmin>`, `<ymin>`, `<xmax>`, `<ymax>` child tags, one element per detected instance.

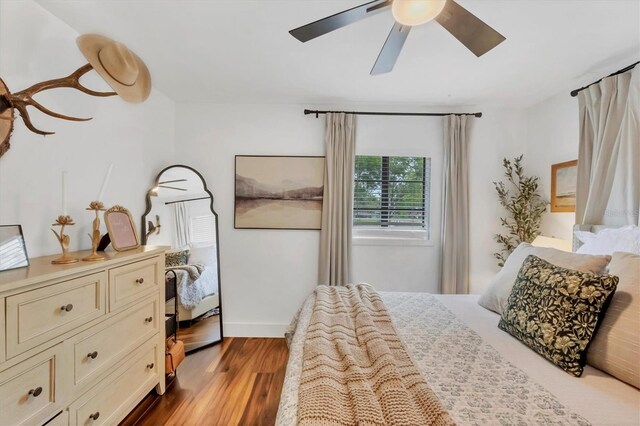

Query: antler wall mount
<box><xmin>0</xmin><ymin>34</ymin><xmax>151</xmax><ymax>158</ymax></box>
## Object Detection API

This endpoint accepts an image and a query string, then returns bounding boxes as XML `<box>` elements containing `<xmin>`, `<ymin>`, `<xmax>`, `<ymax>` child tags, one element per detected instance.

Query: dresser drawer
<box><xmin>6</xmin><ymin>272</ymin><xmax>106</xmax><ymax>358</ymax></box>
<box><xmin>108</xmin><ymin>258</ymin><xmax>160</xmax><ymax>312</ymax></box>
<box><xmin>70</xmin><ymin>296</ymin><xmax>159</xmax><ymax>393</ymax></box>
<box><xmin>70</xmin><ymin>341</ymin><xmax>160</xmax><ymax>426</ymax></box>
<box><xmin>0</xmin><ymin>344</ymin><xmax>64</xmax><ymax>425</ymax></box>
<box><xmin>45</xmin><ymin>410</ymin><xmax>69</xmax><ymax>426</ymax></box>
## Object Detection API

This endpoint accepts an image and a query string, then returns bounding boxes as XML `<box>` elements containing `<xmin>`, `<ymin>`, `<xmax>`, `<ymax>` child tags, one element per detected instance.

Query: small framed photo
<box><xmin>0</xmin><ymin>225</ymin><xmax>29</xmax><ymax>271</ymax></box>
<box><xmin>551</xmin><ymin>160</ymin><xmax>578</xmax><ymax>213</ymax></box>
<box><xmin>104</xmin><ymin>206</ymin><xmax>140</xmax><ymax>251</ymax></box>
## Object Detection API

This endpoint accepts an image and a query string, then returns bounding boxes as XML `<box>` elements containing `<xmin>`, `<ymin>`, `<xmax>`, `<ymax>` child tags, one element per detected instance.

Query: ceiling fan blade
<box><xmin>435</xmin><ymin>0</ymin><xmax>506</xmax><ymax>57</ymax></box>
<box><xmin>371</xmin><ymin>22</ymin><xmax>411</xmax><ymax>75</ymax></box>
<box><xmin>158</xmin><ymin>179</ymin><xmax>187</xmax><ymax>184</ymax></box>
<box><xmin>159</xmin><ymin>185</ymin><xmax>187</xmax><ymax>191</ymax></box>
<box><xmin>290</xmin><ymin>0</ymin><xmax>391</xmax><ymax>42</ymax></box>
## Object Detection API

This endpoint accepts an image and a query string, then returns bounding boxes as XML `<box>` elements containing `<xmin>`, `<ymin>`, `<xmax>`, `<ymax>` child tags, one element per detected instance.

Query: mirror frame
<box><xmin>141</xmin><ymin>164</ymin><xmax>224</xmax><ymax>349</ymax></box>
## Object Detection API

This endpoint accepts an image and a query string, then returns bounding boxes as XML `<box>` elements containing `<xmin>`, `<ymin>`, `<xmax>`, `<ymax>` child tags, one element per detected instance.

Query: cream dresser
<box><xmin>0</xmin><ymin>246</ymin><xmax>167</xmax><ymax>425</ymax></box>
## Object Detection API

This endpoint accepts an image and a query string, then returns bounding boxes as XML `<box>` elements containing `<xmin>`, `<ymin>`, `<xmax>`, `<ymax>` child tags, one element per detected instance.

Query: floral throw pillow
<box><xmin>498</xmin><ymin>255</ymin><xmax>618</xmax><ymax>377</ymax></box>
<box><xmin>165</xmin><ymin>249</ymin><xmax>189</xmax><ymax>268</ymax></box>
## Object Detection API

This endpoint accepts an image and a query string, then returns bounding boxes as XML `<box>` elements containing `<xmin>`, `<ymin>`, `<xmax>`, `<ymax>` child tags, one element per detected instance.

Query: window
<box><xmin>353</xmin><ymin>155</ymin><xmax>430</xmax><ymax>239</ymax></box>
<box><xmin>190</xmin><ymin>214</ymin><xmax>217</xmax><ymax>245</ymax></box>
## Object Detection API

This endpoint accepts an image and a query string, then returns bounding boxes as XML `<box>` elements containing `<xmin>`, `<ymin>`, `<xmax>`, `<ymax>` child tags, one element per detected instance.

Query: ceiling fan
<box><xmin>289</xmin><ymin>0</ymin><xmax>506</xmax><ymax>75</ymax></box>
<box><xmin>151</xmin><ymin>179</ymin><xmax>188</xmax><ymax>196</ymax></box>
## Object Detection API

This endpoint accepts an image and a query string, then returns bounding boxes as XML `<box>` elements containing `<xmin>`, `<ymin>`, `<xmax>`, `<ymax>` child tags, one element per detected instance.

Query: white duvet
<box><xmin>170</xmin><ymin>264</ymin><xmax>218</xmax><ymax>310</ymax></box>
<box><xmin>277</xmin><ymin>291</ymin><xmax>640</xmax><ymax>426</ymax></box>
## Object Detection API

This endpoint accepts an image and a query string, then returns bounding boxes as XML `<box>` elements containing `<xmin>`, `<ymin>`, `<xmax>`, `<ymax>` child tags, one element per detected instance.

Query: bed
<box><xmin>276</xmin><ymin>226</ymin><xmax>640</xmax><ymax>425</ymax></box>
<box><xmin>165</xmin><ymin>263</ymin><xmax>219</xmax><ymax>322</ymax></box>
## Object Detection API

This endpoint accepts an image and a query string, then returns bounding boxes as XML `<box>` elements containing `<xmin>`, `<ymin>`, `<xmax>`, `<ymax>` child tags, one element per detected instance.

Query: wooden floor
<box><xmin>179</xmin><ymin>315</ymin><xmax>222</xmax><ymax>353</ymax></box>
<box><xmin>129</xmin><ymin>338</ymin><xmax>289</xmax><ymax>426</ymax></box>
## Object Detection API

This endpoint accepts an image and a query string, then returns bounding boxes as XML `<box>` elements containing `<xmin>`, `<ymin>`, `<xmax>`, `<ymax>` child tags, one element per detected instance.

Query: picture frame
<box><xmin>234</xmin><ymin>155</ymin><xmax>325</xmax><ymax>230</ymax></box>
<box><xmin>104</xmin><ymin>205</ymin><xmax>140</xmax><ymax>251</ymax></box>
<box><xmin>551</xmin><ymin>160</ymin><xmax>578</xmax><ymax>213</ymax></box>
<box><xmin>0</xmin><ymin>224</ymin><xmax>29</xmax><ymax>272</ymax></box>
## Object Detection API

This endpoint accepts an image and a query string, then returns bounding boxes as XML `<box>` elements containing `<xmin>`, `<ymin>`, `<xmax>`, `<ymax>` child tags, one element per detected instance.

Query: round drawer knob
<box><xmin>135</xmin><ymin>277</ymin><xmax>145</xmax><ymax>284</ymax></box>
<box><xmin>60</xmin><ymin>304</ymin><xmax>73</xmax><ymax>312</ymax></box>
<box><xmin>144</xmin><ymin>316</ymin><xmax>153</xmax><ymax>323</ymax></box>
<box><xmin>147</xmin><ymin>363</ymin><xmax>155</xmax><ymax>369</ymax></box>
<box><xmin>28</xmin><ymin>387</ymin><xmax>43</xmax><ymax>397</ymax></box>
<box><xmin>89</xmin><ymin>412</ymin><xmax>100</xmax><ymax>421</ymax></box>
<box><xmin>87</xmin><ymin>351</ymin><xmax>98</xmax><ymax>359</ymax></box>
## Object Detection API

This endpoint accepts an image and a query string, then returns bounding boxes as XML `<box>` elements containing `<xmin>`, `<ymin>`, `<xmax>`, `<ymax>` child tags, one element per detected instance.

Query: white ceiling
<box><xmin>37</xmin><ymin>0</ymin><xmax>640</xmax><ymax>108</ymax></box>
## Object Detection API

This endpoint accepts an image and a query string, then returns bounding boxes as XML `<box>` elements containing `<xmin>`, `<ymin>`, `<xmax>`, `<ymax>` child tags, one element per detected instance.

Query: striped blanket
<box><xmin>296</xmin><ymin>284</ymin><xmax>453</xmax><ymax>426</ymax></box>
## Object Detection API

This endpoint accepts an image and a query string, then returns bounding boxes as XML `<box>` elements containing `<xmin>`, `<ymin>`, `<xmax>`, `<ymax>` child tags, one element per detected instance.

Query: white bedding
<box><xmin>434</xmin><ymin>294</ymin><xmax>639</xmax><ymax>426</ymax></box>
<box><xmin>277</xmin><ymin>291</ymin><xmax>640</xmax><ymax>425</ymax></box>
<box><xmin>169</xmin><ymin>264</ymin><xmax>218</xmax><ymax>310</ymax></box>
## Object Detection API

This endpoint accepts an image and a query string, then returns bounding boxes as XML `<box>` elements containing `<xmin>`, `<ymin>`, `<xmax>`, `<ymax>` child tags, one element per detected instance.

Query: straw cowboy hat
<box><xmin>77</xmin><ymin>34</ymin><xmax>151</xmax><ymax>103</ymax></box>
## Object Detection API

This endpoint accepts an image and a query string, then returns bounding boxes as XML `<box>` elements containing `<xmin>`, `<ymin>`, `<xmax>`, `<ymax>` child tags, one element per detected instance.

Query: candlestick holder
<box><xmin>83</xmin><ymin>201</ymin><xmax>107</xmax><ymax>262</ymax></box>
<box><xmin>51</xmin><ymin>215</ymin><xmax>79</xmax><ymax>264</ymax></box>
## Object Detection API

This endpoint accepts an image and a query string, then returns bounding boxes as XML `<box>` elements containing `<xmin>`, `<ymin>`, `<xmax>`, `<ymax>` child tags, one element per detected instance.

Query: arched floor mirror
<box><xmin>142</xmin><ymin>165</ymin><xmax>223</xmax><ymax>353</ymax></box>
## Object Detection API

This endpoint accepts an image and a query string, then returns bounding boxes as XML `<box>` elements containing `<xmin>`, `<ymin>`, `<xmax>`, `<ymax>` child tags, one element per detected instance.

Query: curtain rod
<box><xmin>570</xmin><ymin>61</ymin><xmax>639</xmax><ymax>97</ymax></box>
<box><xmin>165</xmin><ymin>196</ymin><xmax>210</xmax><ymax>205</ymax></box>
<box><xmin>304</xmin><ymin>109</ymin><xmax>482</xmax><ymax>118</ymax></box>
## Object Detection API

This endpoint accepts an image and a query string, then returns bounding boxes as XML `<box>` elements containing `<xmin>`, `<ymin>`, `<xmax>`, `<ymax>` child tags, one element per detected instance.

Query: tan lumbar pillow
<box><xmin>587</xmin><ymin>251</ymin><xmax>640</xmax><ymax>388</ymax></box>
<box><xmin>478</xmin><ymin>243</ymin><xmax>611</xmax><ymax>314</ymax></box>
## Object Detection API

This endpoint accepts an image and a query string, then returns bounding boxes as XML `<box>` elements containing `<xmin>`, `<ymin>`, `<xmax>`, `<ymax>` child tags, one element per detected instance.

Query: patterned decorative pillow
<box><xmin>165</xmin><ymin>249</ymin><xmax>189</xmax><ymax>267</ymax></box>
<box><xmin>498</xmin><ymin>255</ymin><xmax>618</xmax><ymax>377</ymax></box>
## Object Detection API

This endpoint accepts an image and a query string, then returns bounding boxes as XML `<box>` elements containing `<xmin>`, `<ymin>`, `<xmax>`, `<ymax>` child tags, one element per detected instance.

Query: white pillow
<box><xmin>478</xmin><ymin>242</ymin><xmax>611</xmax><ymax>314</ymax></box>
<box><xmin>188</xmin><ymin>244</ymin><xmax>217</xmax><ymax>267</ymax></box>
<box><xmin>575</xmin><ymin>225</ymin><xmax>640</xmax><ymax>255</ymax></box>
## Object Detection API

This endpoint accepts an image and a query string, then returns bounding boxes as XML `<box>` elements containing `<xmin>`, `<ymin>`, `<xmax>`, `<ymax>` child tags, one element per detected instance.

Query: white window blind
<box><xmin>353</xmin><ymin>156</ymin><xmax>430</xmax><ymax>233</ymax></box>
<box><xmin>190</xmin><ymin>215</ymin><xmax>216</xmax><ymax>245</ymax></box>
<box><xmin>0</xmin><ymin>235</ymin><xmax>28</xmax><ymax>270</ymax></box>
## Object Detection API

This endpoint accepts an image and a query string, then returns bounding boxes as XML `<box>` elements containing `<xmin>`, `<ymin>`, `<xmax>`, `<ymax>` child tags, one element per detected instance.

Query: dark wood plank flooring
<box><xmin>129</xmin><ymin>338</ymin><xmax>289</xmax><ymax>426</ymax></box>
<box><xmin>179</xmin><ymin>315</ymin><xmax>222</xmax><ymax>353</ymax></box>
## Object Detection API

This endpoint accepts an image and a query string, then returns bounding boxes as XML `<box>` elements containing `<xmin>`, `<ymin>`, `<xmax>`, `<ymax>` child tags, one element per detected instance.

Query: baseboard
<box><xmin>224</xmin><ymin>322</ymin><xmax>288</xmax><ymax>337</ymax></box>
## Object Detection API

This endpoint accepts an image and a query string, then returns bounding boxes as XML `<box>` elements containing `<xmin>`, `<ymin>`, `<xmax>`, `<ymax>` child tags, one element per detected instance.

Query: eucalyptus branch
<box><xmin>493</xmin><ymin>155</ymin><xmax>548</xmax><ymax>267</ymax></box>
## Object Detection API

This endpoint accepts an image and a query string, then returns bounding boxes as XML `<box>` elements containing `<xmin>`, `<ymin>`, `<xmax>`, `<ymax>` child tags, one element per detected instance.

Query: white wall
<box><xmin>468</xmin><ymin>109</ymin><xmax>528</xmax><ymax>294</ymax></box>
<box><xmin>174</xmin><ymin>103</ymin><xmax>322</xmax><ymax>336</ymax></box>
<box><xmin>0</xmin><ymin>0</ymin><xmax>175</xmax><ymax>257</ymax></box>
<box><xmin>525</xmin><ymin>92</ymin><xmax>579</xmax><ymax>241</ymax></box>
<box><xmin>175</xmin><ymin>103</ymin><xmax>527</xmax><ymax>335</ymax></box>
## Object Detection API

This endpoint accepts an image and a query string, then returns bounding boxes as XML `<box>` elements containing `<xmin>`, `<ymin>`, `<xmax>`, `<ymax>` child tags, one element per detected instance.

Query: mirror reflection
<box><xmin>143</xmin><ymin>165</ymin><xmax>222</xmax><ymax>353</ymax></box>
<box><xmin>0</xmin><ymin>225</ymin><xmax>29</xmax><ymax>271</ymax></box>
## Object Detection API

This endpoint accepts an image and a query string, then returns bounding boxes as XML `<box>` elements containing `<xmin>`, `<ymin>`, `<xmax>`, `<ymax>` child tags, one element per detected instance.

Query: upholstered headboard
<box><xmin>572</xmin><ymin>224</ymin><xmax>623</xmax><ymax>252</ymax></box>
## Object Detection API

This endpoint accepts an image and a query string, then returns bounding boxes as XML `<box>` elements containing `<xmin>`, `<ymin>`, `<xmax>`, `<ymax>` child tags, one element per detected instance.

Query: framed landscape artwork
<box><xmin>235</xmin><ymin>155</ymin><xmax>325</xmax><ymax>230</ymax></box>
<box><xmin>551</xmin><ymin>160</ymin><xmax>578</xmax><ymax>212</ymax></box>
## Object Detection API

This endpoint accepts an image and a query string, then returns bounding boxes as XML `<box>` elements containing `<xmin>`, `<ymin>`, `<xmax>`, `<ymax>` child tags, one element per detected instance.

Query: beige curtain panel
<box><xmin>577</xmin><ymin>65</ymin><xmax>640</xmax><ymax>226</ymax></box>
<box><xmin>440</xmin><ymin>115</ymin><xmax>471</xmax><ymax>294</ymax></box>
<box><xmin>319</xmin><ymin>113</ymin><xmax>356</xmax><ymax>286</ymax></box>
<box><xmin>174</xmin><ymin>202</ymin><xmax>192</xmax><ymax>248</ymax></box>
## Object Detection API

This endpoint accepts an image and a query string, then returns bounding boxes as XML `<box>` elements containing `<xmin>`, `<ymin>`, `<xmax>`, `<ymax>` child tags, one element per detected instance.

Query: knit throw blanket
<box><xmin>297</xmin><ymin>284</ymin><xmax>454</xmax><ymax>426</ymax></box>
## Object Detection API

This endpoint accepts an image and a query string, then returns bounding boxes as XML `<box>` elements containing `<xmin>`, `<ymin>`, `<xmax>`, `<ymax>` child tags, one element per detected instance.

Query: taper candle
<box><xmin>62</xmin><ymin>171</ymin><xmax>68</xmax><ymax>215</ymax></box>
<box><xmin>97</xmin><ymin>164</ymin><xmax>114</xmax><ymax>202</ymax></box>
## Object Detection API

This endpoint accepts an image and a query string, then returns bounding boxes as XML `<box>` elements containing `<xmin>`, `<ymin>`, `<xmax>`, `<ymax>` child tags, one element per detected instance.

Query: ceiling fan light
<box><xmin>392</xmin><ymin>0</ymin><xmax>447</xmax><ymax>26</ymax></box>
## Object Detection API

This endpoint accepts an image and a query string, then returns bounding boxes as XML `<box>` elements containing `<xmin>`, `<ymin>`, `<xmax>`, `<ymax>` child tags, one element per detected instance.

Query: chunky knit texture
<box><xmin>297</xmin><ymin>284</ymin><xmax>454</xmax><ymax>426</ymax></box>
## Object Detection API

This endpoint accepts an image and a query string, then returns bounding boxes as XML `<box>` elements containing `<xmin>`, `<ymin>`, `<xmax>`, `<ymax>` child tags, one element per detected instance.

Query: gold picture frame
<box><xmin>104</xmin><ymin>205</ymin><xmax>140</xmax><ymax>251</ymax></box>
<box><xmin>551</xmin><ymin>160</ymin><xmax>578</xmax><ymax>213</ymax></box>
